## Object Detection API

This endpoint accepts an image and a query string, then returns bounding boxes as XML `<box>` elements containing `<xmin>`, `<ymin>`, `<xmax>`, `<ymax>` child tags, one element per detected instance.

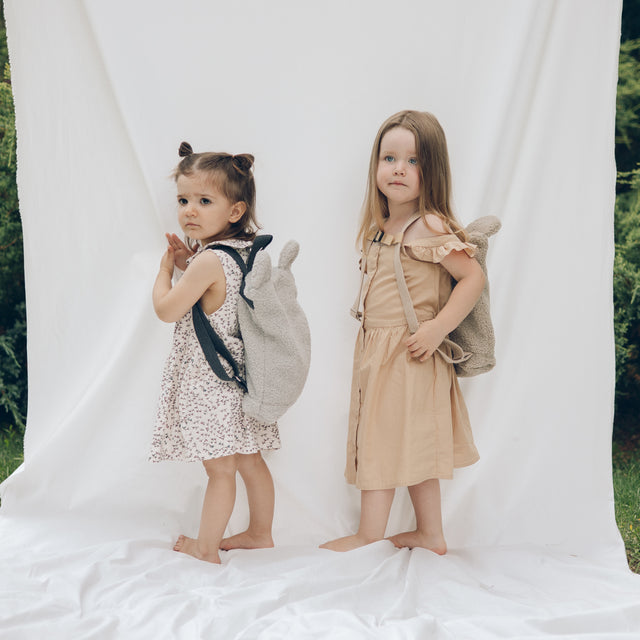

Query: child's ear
<box><xmin>229</xmin><ymin>201</ymin><xmax>246</xmax><ymax>223</ymax></box>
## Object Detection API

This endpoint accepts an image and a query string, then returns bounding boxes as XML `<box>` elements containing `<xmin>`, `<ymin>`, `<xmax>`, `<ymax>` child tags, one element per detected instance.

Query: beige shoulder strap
<box><xmin>351</xmin><ymin>216</ymin><xmax>421</xmax><ymax>323</ymax></box>
<box><xmin>393</xmin><ymin>215</ymin><xmax>421</xmax><ymax>333</ymax></box>
<box><xmin>393</xmin><ymin>215</ymin><xmax>471</xmax><ymax>365</ymax></box>
<box><xmin>350</xmin><ymin>229</ymin><xmax>386</xmax><ymax>321</ymax></box>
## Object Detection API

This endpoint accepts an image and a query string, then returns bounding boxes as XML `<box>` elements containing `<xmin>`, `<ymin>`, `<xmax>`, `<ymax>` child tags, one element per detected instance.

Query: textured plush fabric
<box><xmin>240</xmin><ymin>240</ymin><xmax>311</xmax><ymax>423</ymax></box>
<box><xmin>450</xmin><ymin>216</ymin><xmax>502</xmax><ymax>377</ymax></box>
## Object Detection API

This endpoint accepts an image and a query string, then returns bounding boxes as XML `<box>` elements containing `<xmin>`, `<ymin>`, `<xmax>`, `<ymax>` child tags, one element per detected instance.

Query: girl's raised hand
<box><xmin>405</xmin><ymin>319</ymin><xmax>448</xmax><ymax>362</ymax></box>
<box><xmin>166</xmin><ymin>233</ymin><xmax>194</xmax><ymax>271</ymax></box>
<box><xmin>160</xmin><ymin>245</ymin><xmax>175</xmax><ymax>277</ymax></box>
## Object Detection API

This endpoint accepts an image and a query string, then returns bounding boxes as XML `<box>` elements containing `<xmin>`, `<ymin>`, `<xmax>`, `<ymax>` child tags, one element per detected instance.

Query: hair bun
<box><xmin>178</xmin><ymin>141</ymin><xmax>194</xmax><ymax>157</ymax></box>
<box><xmin>231</xmin><ymin>153</ymin><xmax>254</xmax><ymax>174</ymax></box>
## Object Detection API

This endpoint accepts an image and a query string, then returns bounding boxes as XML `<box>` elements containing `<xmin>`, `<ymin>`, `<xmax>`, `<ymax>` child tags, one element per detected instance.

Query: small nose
<box><xmin>393</xmin><ymin>162</ymin><xmax>405</xmax><ymax>175</ymax></box>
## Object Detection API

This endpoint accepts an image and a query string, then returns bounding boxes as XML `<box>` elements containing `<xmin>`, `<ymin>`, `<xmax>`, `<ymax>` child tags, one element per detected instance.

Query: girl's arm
<box><xmin>153</xmin><ymin>247</ymin><xmax>225</xmax><ymax>323</ymax></box>
<box><xmin>406</xmin><ymin>250</ymin><xmax>485</xmax><ymax>362</ymax></box>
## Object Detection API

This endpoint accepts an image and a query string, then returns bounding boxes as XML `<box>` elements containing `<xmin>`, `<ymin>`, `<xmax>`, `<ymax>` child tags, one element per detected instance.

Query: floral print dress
<box><xmin>149</xmin><ymin>239</ymin><xmax>280</xmax><ymax>462</ymax></box>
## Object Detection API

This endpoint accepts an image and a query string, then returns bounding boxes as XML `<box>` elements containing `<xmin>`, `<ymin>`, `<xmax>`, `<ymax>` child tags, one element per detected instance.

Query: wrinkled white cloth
<box><xmin>2</xmin><ymin>1</ymin><xmax>639</xmax><ymax>638</ymax></box>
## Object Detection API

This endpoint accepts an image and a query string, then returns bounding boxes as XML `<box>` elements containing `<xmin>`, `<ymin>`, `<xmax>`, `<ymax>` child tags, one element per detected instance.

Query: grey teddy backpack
<box><xmin>394</xmin><ymin>215</ymin><xmax>500</xmax><ymax>377</ymax></box>
<box><xmin>192</xmin><ymin>235</ymin><xmax>311</xmax><ymax>422</ymax></box>
<box><xmin>352</xmin><ymin>215</ymin><xmax>500</xmax><ymax>377</ymax></box>
<box><xmin>447</xmin><ymin>216</ymin><xmax>500</xmax><ymax>376</ymax></box>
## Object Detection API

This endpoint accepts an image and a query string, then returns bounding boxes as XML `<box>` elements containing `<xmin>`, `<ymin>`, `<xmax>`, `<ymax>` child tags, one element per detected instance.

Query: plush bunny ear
<box><xmin>278</xmin><ymin>241</ymin><xmax>300</xmax><ymax>270</ymax></box>
<box><xmin>179</xmin><ymin>141</ymin><xmax>193</xmax><ymax>157</ymax></box>
<box><xmin>466</xmin><ymin>215</ymin><xmax>501</xmax><ymax>238</ymax></box>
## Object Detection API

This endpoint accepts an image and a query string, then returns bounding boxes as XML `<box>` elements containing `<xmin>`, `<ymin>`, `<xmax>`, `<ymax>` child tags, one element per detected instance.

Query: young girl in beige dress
<box><xmin>150</xmin><ymin>143</ymin><xmax>280</xmax><ymax>564</ymax></box>
<box><xmin>322</xmin><ymin>111</ymin><xmax>484</xmax><ymax>554</ymax></box>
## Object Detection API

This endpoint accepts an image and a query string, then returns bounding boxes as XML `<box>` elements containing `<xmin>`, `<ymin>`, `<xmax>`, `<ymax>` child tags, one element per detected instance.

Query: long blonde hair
<box><xmin>357</xmin><ymin>110</ymin><xmax>466</xmax><ymax>248</ymax></box>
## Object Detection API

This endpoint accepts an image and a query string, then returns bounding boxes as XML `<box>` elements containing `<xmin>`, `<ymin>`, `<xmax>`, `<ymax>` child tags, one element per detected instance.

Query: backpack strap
<box><xmin>350</xmin><ymin>239</ymin><xmax>372</xmax><ymax>321</ymax></box>
<box><xmin>191</xmin><ymin>234</ymin><xmax>273</xmax><ymax>391</ymax></box>
<box><xmin>393</xmin><ymin>214</ymin><xmax>422</xmax><ymax>334</ymax></box>
<box><xmin>246</xmin><ymin>234</ymin><xmax>273</xmax><ymax>271</ymax></box>
<box><xmin>392</xmin><ymin>215</ymin><xmax>471</xmax><ymax>365</ymax></box>
<box><xmin>208</xmin><ymin>235</ymin><xmax>273</xmax><ymax>308</ymax></box>
<box><xmin>350</xmin><ymin>229</ymin><xmax>395</xmax><ymax>321</ymax></box>
<box><xmin>192</xmin><ymin>301</ymin><xmax>247</xmax><ymax>391</ymax></box>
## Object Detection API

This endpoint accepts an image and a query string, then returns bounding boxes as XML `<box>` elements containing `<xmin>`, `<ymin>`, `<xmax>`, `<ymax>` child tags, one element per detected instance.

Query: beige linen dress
<box><xmin>345</xmin><ymin>230</ymin><xmax>480</xmax><ymax>490</ymax></box>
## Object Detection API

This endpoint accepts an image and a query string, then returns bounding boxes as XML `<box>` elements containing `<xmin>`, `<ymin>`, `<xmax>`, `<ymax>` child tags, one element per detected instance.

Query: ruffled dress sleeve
<box><xmin>405</xmin><ymin>234</ymin><xmax>476</xmax><ymax>263</ymax></box>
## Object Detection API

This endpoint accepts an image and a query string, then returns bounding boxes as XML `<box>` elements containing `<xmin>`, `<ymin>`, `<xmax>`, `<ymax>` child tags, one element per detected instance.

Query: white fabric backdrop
<box><xmin>2</xmin><ymin>1</ymin><xmax>640</xmax><ymax>638</ymax></box>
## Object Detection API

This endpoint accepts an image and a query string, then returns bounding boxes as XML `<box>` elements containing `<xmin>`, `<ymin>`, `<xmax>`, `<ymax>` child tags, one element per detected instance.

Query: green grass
<box><xmin>0</xmin><ymin>426</ymin><xmax>23</xmax><ymax>489</ymax></box>
<box><xmin>612</xmin><ymin>439</ymin><xmax>640</xmax><ymax>573</ymax></box>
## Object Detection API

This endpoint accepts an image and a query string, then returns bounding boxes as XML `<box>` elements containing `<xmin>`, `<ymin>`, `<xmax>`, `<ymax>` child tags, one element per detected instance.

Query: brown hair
<box><xmin>174</xmin><ymin>141</ymin><xmax>260</xmax><ymax>245</ymax></box>
<box><xmin>358</xmin><ymin>110</ymin><xmax>466</xmax><ymax>248</ymax></box>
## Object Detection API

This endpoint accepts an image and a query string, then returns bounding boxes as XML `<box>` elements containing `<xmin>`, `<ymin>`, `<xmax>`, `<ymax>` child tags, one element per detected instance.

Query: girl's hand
<box><xmin>159</xmin><ymin>246</ymin><xmax>175</xmax><ymax>277</ymax></box>
<box><xmin>405</xmin><ymin>319</ymin><xmax>448</xmax><ymax>362</ymax></box>
<box><xmin>166</xmin><ymin>233</ymin><xmax>194</xmax><ymax>271</ymax></box>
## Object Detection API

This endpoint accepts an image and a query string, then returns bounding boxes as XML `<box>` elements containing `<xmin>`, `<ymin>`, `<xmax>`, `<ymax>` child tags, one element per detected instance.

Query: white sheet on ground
<box><xmin>1</xmin><ymin>1</ymin><xmax>639</xmax><ymax>638</ymax></box>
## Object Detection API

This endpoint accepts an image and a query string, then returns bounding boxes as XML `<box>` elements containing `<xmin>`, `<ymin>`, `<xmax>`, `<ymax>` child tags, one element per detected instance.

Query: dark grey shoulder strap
<box><xmin>205</xmin><ymin>234</ymin><xmax>273</xmax><ymax>308</ymax></box>
<box><xmin>192</xmin><ymin>234</ymin><xmax>273</xmax><ymax>390</ymax></box>
<box><xmin>192</xmin><ymin>302</ymin><xmax>247</xmax><ymax>391</ymax></box>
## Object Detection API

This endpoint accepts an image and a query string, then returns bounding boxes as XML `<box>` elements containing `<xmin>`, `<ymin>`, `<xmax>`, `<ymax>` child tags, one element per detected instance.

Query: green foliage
<box><xmin>623</xmin><ymin>0</ymin><xmax>640</xmax><ymax>47</ymax></box>
<box><xmin>0</xmin><ymin>8</ymin><xmax>25</xmax><ymax>434</ymax></box>
<box><xmin>0</xmin><ymin>424</ymin><xmax>22</xmax><ymax>491</ymax></box>
<box><xmin>616</xmin><ymin>40</ymin><xmax>640</xmax><ymax>181</ymax></box>
<box><xmin>614</xmin><ymin>174</ymin><xmax>640</xmax><ymax>436</ymax></box>
<box><xmin>614</xmin><ymin>31</ymin><xmax>640</xmax><ymax>440</ymax></box>
<box><xmin>0</xmin><ymin>302</ymin><xmax>25</xmax><ymax>429</ymax></box>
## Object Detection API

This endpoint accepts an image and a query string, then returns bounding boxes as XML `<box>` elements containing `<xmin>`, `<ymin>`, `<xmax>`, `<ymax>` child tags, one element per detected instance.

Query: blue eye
<box><xmin>178</xmin><ymin>197</ymin><xmax>188</xmax><ymax>206</ymax></box>
<box><xmin>408</xmin><ymin>158</ymin><xmax>418</xmax><ymax>166</ymax></box>
<box><xmin>200</xmin><ymin>198</ymin><xmax>211</xmax><ymax>205</ymax></box>
<box><xmin>384</xmin><ymin>155</ymin><xmax>394</xmax><ymax>163</ymax></box>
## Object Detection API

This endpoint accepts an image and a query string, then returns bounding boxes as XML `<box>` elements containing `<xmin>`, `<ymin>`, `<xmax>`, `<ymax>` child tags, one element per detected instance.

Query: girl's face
<box><xmin>176</xmin><ymin>171</ymin><xmax>244</xmax><ymax>243</ymax></box>
<box><xmin>376</xmin><ymin>127</ymin><xmax>421</xmax><ymax>214</ymax></box>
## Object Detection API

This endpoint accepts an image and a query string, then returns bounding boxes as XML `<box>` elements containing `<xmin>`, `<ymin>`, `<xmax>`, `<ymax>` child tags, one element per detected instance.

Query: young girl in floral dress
<box><xmin>150</xmin><ymin>143</ymin><xmax>280</xmax><ymax>564</ymax></box>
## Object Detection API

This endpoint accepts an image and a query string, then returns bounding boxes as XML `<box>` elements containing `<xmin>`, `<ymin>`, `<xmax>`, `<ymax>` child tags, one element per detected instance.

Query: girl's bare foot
<box><xmin>219</xmin><ymin>530</ymin><xmax>274</xmax><ymax>551</ymax></box>
<box><xmin>319</xmin><ymin>533</ymin><xmax>384</xmax><ymax>552</ymax></box>
<box><xmin>174</xmin><ymin>534</ymin><xmax>222</xmax><ymax>564</ymax></box>
<box><xmin>387</xmin><ymin>530</ymin><xmax>447</xmax><ymax>555</ymax></box>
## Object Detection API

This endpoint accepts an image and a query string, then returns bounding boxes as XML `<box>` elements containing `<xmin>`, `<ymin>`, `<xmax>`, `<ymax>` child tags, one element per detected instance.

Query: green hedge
<box><xmin>614</xmin><ymin>38</ymin><xmax>640</xmax><ymax>439</ymax></box>
<box><xmin>0</xmin><ymin>8</ymin><xmax>24</xmax><ymax>434</ymax></box>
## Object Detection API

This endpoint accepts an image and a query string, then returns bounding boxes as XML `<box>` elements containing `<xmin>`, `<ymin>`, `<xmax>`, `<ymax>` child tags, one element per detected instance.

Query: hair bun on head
<box><xmin>178</xmin><ymin>141</ymin><xmax>194</xmax><ymax>157</ymax></box>
<box><xmin>231</xmin><ymin>153</ymin><xmax>254</xmax><ymax>174</ymax></box>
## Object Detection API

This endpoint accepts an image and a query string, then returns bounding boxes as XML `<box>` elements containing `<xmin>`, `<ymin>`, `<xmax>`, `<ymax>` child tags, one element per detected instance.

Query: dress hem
<box><xmin>345</xmin><ymin>452</ymin><xmax>479</xmax><ymax>490</ymax></box>
<box><xmin>149</xmin><ymin>443</ymin><xmax>281</xmax><ymax>463</ymax></box>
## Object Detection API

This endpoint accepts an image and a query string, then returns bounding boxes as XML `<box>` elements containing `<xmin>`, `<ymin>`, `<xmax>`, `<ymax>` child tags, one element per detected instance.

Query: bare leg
<box><xmin>320</xmin><ymin>488</ymin><xmax>395</xmax><ymax>551</ymax></box>
<box><xmin>220</xmin><ymin>452</ymin><xmax>275</xmax><ymax>550</ymax></box>
<box><xmin>174</xmin><ymin>455</ymin><xmax>237</xmax><ymax>563</ymax></box>
<box><xmin>388</xmin><ymin>478</ymin><xmax>447</xmax><ymax>555</ymax></box>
